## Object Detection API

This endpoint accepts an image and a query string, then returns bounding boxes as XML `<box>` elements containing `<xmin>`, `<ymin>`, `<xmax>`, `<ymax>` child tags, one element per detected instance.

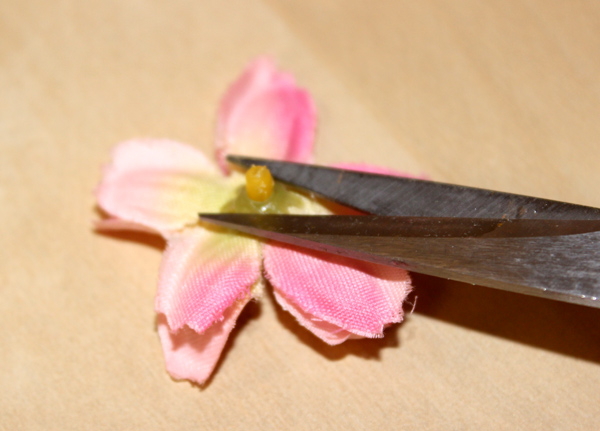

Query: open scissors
<box><xmin>200</xmin><ymin>155</ymin><xmax>600</xmax><ymax>309</ymax></box>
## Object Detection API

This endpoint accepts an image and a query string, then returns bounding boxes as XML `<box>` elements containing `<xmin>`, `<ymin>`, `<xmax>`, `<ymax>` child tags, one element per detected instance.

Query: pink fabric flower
<box><xmin>96</xmin><ymin>58</ymin><xmax>412</xmax><ymax>385</ymax></box>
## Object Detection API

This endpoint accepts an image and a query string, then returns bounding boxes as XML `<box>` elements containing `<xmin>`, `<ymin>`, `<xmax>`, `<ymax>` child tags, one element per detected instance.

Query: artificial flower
<box><xmin>96</xmin><ymin>59</ymin><xmax>412</xmax><ymax>385</ymax></box>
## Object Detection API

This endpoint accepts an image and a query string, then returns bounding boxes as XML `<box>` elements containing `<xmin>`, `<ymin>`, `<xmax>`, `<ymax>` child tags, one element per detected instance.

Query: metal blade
<box><xmin>227</xmin><ymin>155</ymin><xmax>600</xmax><ymax>221</ymax></box>
<box><xmin>200</xmin><ymin>213</ymin><xmax>600</xmax><ymax>308</ymax></box>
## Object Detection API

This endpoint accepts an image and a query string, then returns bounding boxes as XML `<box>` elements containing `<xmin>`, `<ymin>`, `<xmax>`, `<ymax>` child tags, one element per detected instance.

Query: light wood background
<box><xmin>2</xmin><ymin>1</ymin><xmax>599</xmax><ymax>430</ymax></box>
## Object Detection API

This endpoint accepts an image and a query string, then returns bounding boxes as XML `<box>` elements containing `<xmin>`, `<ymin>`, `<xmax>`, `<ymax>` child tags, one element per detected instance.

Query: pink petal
<box><xmin>272</xmin><ymin>290</ymin><xmax>354</xmax><ymax>345</ymax></box>
<box><xmin>156</xmin><ymin>227</ymin><xmax>261</xmax><ymax>334</ymax></box>
<box><xmin>96</xmin><ymin>139</ymin><xmax>241</xmax><ymax>234</ymax></box>
<box><xmin>215</xmin><ymin>58</ymin><xmax>316</xmax><ymax>173</ymax></box>
<box><xmin>263</xmin><ymin>243</ymin><xmax>412</xmax><ymax>341</ymax></box>
<box><xmin>157</xmin><ymin>295</ymin><xmax>250</xmax><ymax>385</ymax></box>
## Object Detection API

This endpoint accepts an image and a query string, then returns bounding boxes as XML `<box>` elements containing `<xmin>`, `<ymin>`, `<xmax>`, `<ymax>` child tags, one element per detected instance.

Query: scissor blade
<box><xmin>227</xmin><ymin>155</ymin><xmax>600</xmax><ymax>221</ymax></box>
<box><xmin>200</xmin><ymin>213</ymin><xmax>600</xmax><ymax>308</ymax></box>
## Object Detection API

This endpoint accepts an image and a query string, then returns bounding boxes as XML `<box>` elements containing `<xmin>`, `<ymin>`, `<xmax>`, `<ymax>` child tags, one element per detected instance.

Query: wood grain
<box><xmin>2</xmin><ymin>1</ymin><xmax>599</xmax><ymax>430</ymax></box>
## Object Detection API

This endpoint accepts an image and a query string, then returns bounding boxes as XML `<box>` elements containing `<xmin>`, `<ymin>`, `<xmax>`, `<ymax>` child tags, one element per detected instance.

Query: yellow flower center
<box><xmin>245</xmin><ymin>165</ymin><xmax>274</xmax><ymax>202</ymax></box>
<box><xmin>220</xmin><ymin>167</ymin><xmax>304</xmax><ymax>216</ymax></box>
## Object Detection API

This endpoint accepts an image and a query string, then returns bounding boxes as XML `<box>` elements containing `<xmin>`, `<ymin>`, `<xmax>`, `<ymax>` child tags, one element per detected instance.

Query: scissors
<box><xmin>200</xmin><ymin>155</ymin><xmax>600</xmax><ymax>309</ymax></box>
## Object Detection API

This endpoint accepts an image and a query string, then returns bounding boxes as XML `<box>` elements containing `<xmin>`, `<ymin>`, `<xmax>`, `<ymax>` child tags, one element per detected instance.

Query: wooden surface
<box><xmin>2</xmin><ymin>1</ymin><xmax>600</xmax><ymax>429</ymax></box>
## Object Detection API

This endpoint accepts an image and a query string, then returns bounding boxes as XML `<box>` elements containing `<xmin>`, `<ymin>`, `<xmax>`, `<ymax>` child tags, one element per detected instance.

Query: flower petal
<box><xmin>272</xmin><ymin>290</ymin><xmax>354</xmax><ymax>345</ymax></box>
<box><xmin>264</xmin><ymin>243</ymin><xmax>411</xmax><ymax>341</ymax></box>
<box><xmin>157</xmin><ymin>295</ymin><xmax>250</xmax><ymax>385</ymax></box>
<box><xmin>215</xmin><ymin>58</ymin><xmax>316</xmax><ymax>173</ymax></box>
<box><xmin>156</xmin><ymin>227</ymin><xmax>261</xmax><ymax>334</ymax></box>
<box><xmin>96</xmin><ymin>139</ymin><xmax>243</xmax><ymax>233</ymax></box>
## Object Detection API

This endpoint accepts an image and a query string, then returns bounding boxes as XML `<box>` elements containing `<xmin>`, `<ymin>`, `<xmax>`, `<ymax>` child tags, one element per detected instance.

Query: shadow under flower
<box><xmin>98</xmin><ymin>229</ymin><xmax>166</xmax><ymax>251</ymax></box>
<box><xmin>93</xmin><ymin>206</ymin><xmax>166</xmax><ymax>250</ymax></box>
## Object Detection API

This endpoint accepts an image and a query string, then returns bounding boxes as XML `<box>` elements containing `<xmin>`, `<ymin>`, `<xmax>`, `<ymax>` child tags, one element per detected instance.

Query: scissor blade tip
<box><xmin>199</xmin><ymin>212</ymin><xmax>250</xmax><ymax>226</ymax></box>
<box><xmin>226</xmin><ymin>154</ymin><xmax>264</xmax><ymax>166</ymax></box>
<box><xmin>199</xmin><ymin>213</ymin><xmax>226</xmax><ymax>220</ymax></box>
<box><xmin>225</xmin><ymin>154</ymin><xmax>241</xmax><ymax>163</ymax></box>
